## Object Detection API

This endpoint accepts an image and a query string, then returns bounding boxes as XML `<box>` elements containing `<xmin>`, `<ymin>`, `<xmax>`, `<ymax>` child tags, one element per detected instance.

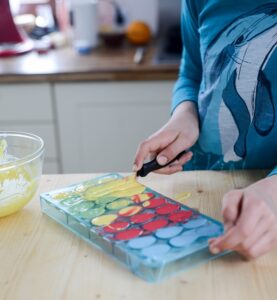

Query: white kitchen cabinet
<box><xmin>0</xmin><ymin>84</ymin><xmax>53</xmax><ymax>121</ymax></box>
<box><xmin>55</xmin><ymin>81</ymin><xmax>174</xmax><ymax>173</ymax></box>
<box><xmin>0</xmin><ymin>83</ymin><xmax>60</xmax><ymax>174</ymax></box>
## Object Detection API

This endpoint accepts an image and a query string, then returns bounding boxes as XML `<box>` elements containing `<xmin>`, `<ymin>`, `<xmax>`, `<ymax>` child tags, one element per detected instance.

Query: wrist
<box><xmin>172</xmin><ymin>101</ymin><xmax>199</xmax><ymax>125</ymax></box>
<box><xmin>168</xmin><ymin>101</ymin><xmax>199</xmax><ymax>145</ymax></box>
<box><xmin>172</xmin><ymin>101</ymin><xmax>197</xmax><ymax>117</ymax></box>
<box><xmin>246</xmin><ymin>176</ymin><xmax>277</xmax><ymax>207</ymax></box>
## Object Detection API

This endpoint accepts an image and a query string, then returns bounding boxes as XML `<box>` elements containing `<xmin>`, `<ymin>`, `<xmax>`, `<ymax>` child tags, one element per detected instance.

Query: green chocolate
<box><xmin>80</xmin><ymin>207</ymin><xmax>106</xmax><ymax>219</ymax></box>
<box><xmin>106</xmin><ymin>198</ymin><xmax>131</xmax><ymax>210</ymax></box>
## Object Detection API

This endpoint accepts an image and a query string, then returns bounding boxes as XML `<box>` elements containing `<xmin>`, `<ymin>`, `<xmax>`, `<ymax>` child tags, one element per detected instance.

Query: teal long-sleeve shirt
<box><xmin>172</xmin><ymin>0</ymin><xmax>277</xmax><ymax>176</ymax></box>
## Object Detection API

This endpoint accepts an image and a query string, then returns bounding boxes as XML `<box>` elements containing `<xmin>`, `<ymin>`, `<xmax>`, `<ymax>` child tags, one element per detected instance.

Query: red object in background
<box><xmin>0</xmin><ymin>0</ymin><xmax>33</xmax><ymax>57</ymax></box>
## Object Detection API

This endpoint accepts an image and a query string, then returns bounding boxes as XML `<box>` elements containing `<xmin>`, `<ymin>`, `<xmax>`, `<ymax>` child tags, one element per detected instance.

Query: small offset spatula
<box><xmin>136</xmin><ymin>150</ymin><xmax>188</xmax><ymax>177</ymax></box>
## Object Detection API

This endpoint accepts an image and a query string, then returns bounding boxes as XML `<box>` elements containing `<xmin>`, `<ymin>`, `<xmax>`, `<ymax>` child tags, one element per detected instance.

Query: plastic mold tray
<box><xmin>40</xmin><ymin>173</ymin><xmax>227</xmax><ymax>282</ymax></box>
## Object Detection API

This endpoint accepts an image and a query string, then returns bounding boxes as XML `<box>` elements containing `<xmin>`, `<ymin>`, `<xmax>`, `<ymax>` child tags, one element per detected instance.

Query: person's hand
<box><xmin>209</xmin><ymin>176</ymin><xmax>277</xmax><ymax>259</ymax></box>
<box><xmin>133</xmin><ymin>101</ymin><xmax>199</xmax><ymax>175</ymax></box>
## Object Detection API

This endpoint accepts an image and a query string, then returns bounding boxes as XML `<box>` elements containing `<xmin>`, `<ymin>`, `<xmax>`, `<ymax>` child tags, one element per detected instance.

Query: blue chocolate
<box><xmin>155</xmin><ymin>226</ymin><xmax>183</xmax><ymax>239</ymax></box>
<box><xmin>141</xmin><ymin>244</ymin><xmax>170</xmax><ymax>259</ymax></box>
<box><xmin>169</xmin><ymin>230</ymin><xmax>198</xmax><ymax>248</ymax></box>
<box><xmin>128</xmin><ymin>236</ymin><xmax>157</xmax><ymax>250</ymax></box>
<box><xmin>183</xmin><ymin>218</ymin><xmax>207</xmax><ymax>229</ymax></box>
<box><xmin>196</xmin><ymin>223</ymin><xmax>222</xmax><ymax>237</ymax></box>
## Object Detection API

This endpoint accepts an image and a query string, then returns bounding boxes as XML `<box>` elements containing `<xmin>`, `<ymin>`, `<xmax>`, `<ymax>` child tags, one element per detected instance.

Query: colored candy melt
<box><xmin>183</xmin><ymin>217</ymin><xmax>207</xmax><ymax>229</ymax></box>
<box><xmin>141</xmin><ymin>244</ymin><xmax>171</xmax><ymax>259</ymax></box>
<box><xmin>128</xmin><ymin>236</ymin><xmax>157</xmax><ymax>250</ymax></box>
<box><xmin>61</xmin><ymin>197</ymin><xmax>82</xmax><ymax>207</ymax></box>
<box><xmin>53</xmin><ymin>191</ymin><xmax>73</xmax><ymax>200</ymax></box>
<box><xmin>156</xmin><ymin>203</ymin><xmax>180</xmax><ymax>215</ymax></box>
<box><xmin>80</xmin><ymin>207</ymin><xmax>105</xmax><ymax>219</ymax></box>
<box><xmin>114</xmin><ymin>228</ymin><xmax>143</xmax><ymax>240</ymax></box>
<box><xmin>175</xmin><ymin>191</ymin><xmax>191</xmax><ymax>201</ymax></box>
<box><xmin>104</xmin><ymin>221</ymin><xmax>129</xmax><ymax>233</ymax></box>
<box><xmin>130</xmin><ymin>213</ymin><xmax>155</xmax><ymax>224</ymax></box>
<box><xmin>169</xmin><ymin>230</ymin><xmax>199</xmax><ymax>248</ymax></box>
<box><xmin>142</xmin><ymin>219</ymin><xmax>168</xmax><ymax>232</ymax></box>
<box><xmin>106</xmin><ymin>198</ymin><xmax>131</xmax><ymax>210</ymax></box>
<box><xmin>91</xmin><ymin>214</ymin><xmax>118</xmax><ymax>226</ymax></box>
<box><xmin>112</xmin><ymin>186</ymin><xmax>145</xmax><ymax>198</ymax></box>
<box><xmin>68</xmin><ymin>201</ymin><xmax>95</xmax><ymax>214</ymax></box>
<box><xmin>118</xmin><ymin>205</ymin><xmax>142</xmax><ymax>217</ymax></box>
<box><xmin>169</xmin><ymin>210</ymin><xmax>193</xmax><ymax>223</ymax></box>
<box><xmin>74</xmin><ymin>184</ymin><xmax>88</xmax><ymax>193</ymax></box>
<box><xmin>155</xmin><ymin>226</ymin><xmax>183</xmax><ymax>239</ymax></box>
<box><xmin>131</xmin><ymin>193</ymin><xmax>155</xmax><ymax>203</ymax></box>
<box><xmin>196</xmin><ymin>223</ymin><xmax>222</xmax><ymax>237</ymax></box>
<box><xmin>95</xmin><ymin>196</ymin><xmax>118</xmax><ymax>206</ymax></box>
<box><xmin>142</xmin><ymin>198</ymin><xmax>166</xmax><ymax>208</ymax></box>
<box><xmin>169</xmin><ymin>223</ymin><xmax>222</xmax><ymax>248</ymax></box>
<box><xmin>82</xmin><ymin>176</ymin><xmax>143</xmax><ymax>200</ymax></box>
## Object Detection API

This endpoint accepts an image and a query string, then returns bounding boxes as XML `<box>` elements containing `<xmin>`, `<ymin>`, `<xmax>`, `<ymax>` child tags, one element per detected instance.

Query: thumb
<box><xmin>222</xmin><ymin>189</ymin><xmax>244</xmax><ymax>230</ymax></box>
<box><xmin>156</xmin><ymin>136</ymin><xmax>189</xmax><ymax>166</ymax></box>
<box><xmin>134</xmin><ymin>130</ymin><xmax>178</xmax><ymax>171</ymax></box>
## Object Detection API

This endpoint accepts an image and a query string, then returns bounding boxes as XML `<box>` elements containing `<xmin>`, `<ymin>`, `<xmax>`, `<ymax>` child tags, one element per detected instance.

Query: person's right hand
<box><xmin>133</xmin><ymin>101</ymin><xmax>200</xmax><ymax>175</ymax></box>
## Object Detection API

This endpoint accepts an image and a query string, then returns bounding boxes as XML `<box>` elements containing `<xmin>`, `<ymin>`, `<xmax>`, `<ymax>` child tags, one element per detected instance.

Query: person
<box><xmin>133</xmin><ymin>0</ymin><xmax>277</xmax><ymax>259</ymax></box>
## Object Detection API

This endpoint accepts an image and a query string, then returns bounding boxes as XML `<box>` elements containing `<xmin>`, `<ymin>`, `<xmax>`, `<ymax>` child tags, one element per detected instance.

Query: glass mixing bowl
<box><xmin>0</xmin><ymin>132</ymin><xmax>44</xmax><ymax>217</ymax></box>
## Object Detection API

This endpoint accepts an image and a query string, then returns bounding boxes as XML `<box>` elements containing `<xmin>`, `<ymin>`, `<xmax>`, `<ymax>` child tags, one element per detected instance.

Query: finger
<box><xmin>156</xmin><ymin>135</ymin><xmax>189</xmax><ymax>166</ymax></box>
<box><xmin>133</xmin><ymin>131</ymin><xmax>178</xmax><ymax>171</ymax></box>
<box><xmin>237</xmin><ymin>213</ymin><xmax>276</xmax><ymax>253</ymax></box>
<box><xmin>154</xmin><ymin>164</ymin><xmax>183</xmax><ymax>175</ymax></box>
<box><xmin>156</xmin><ymin>151</ymin><xmax>193</xmax><ymax>172</ymax></box>
<box><xmin>154</xmin><ymin>153</ymin><xmax>193</xmax><ymax>175</ymax></box>
<box><xmin>230</xmin><ymin>215</ymin><xmax>274</xmax><ymax>258</ymax></box>
<box><xmin>210</xmin><ymin>202</ymin><xmax>263</xmax><ymax>253</ymax></box>
<box><xmin>222</xmin><ymin>190</ymin><xmax>244</xmax><ymax>228</ymax></box>
<box><xmin>242</xmin><ymin>230</ymin><xmax>276</xmax><ymax>259</ymax></box>
<box><xmin>175</xmin><ymin>151</ymin><xmax>193</xmax><ymax>165</ymax></box>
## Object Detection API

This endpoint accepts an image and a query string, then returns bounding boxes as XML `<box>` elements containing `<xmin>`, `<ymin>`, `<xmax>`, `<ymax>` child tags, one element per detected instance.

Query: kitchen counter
<box><xmin>0</xmin><ymin>45</ymin><xmax>179</xmax><ymax>83</ymax></box>
<box><xmin>1</xmin><ymin>170</ymin><xmax>276</xmax><ymax>300</ymax></box>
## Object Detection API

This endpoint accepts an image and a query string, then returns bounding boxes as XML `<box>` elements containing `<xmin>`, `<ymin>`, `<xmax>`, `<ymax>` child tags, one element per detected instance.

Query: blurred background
<box><xmin>0</xmin><ymin>0</ymin><xmax>182</xmax><ymax>174</ymax></box>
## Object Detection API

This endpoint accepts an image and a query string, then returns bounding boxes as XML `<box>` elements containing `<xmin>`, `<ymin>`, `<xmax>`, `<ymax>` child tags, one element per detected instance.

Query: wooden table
<box><xmin>1</xmin><ymin>170</ymin><xmax>276</xmax><ymax>300</ymax></box>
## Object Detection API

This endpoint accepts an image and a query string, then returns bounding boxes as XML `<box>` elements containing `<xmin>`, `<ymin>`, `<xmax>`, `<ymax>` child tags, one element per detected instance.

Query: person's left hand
<box><xmin>209</xmin><ymin>176</ymin><xmax>277</xmax><ymax>259</ymax></box>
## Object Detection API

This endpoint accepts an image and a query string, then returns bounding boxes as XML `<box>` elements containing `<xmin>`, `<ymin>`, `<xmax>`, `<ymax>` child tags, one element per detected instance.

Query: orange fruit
<box><xmin>126</xmin><ymin>21</ymin><xmax>151</xmax><ymax>45</ymax></box>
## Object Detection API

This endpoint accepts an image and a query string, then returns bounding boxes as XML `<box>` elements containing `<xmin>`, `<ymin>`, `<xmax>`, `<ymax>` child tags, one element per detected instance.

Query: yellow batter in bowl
<box><xmin>0</xmin><ymin>133</ymin><xmax>44</xmax><ymax>218</ymax></box>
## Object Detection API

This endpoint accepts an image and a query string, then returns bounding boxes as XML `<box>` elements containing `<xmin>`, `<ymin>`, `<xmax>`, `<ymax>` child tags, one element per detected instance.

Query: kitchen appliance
<box><xmin>71</xmin><ymin>0</ymin><xmax>99</xmax><ymax>54</ymax></box>
<box><xmin>155</xmin><ymin>24</ymin><xmax>182</xmax><ymax>65</ymax></box>
<box><xmin>155</xmin><ymin>0</ymin><xmax>182</xmax><ymax>65</ymax></box>
<box><xmin>0</xmin><ymin>0</ymin><xmax>33</xmax><ymax>57</ymax></box>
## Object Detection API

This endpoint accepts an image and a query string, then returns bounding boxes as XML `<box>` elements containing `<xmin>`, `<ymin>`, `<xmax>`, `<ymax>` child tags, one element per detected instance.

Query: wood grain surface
<box><xmin>1</xmin><ymin>170</ymin><xmax>276</xmax><ymax>300</ymax></box>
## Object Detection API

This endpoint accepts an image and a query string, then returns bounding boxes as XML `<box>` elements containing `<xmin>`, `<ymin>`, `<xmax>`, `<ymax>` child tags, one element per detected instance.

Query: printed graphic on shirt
<box><xmin>199</xmin><ymin>3</ymin><xmax>277</xmax><ymax>163</ymax></box>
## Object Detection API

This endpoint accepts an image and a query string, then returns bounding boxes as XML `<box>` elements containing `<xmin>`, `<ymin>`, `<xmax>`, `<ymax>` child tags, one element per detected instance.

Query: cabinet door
<box><xmin>55</xmin><ymin>81</ymin><xmax>173</xmax><ymax>173</ymax></box>
<box><xmin>0</xmin><ymin>83</ymin><xmax>60</xmax><ymax>174</ymax></box>
<box><xmin>0</xmin><ymin>84</ymin><xmax>53</xmax><ymax>121</ymax></box>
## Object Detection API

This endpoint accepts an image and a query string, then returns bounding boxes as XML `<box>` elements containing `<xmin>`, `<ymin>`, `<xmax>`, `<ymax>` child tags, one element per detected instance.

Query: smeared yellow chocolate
<box><xmin>91</xmin><ymin>214</ymin><xmax>117</xmax><ymax>226</ymax></box>
<box><xmin>82</xmin><ymin>176</ymin><xmax>145</xmax><ymax>201</ymax></box>
<box><xmin>53</xmin><ymin>192</ymin><xmax>73</xmax><ymax>200</ymax></box>
<box><xmin>174</xmin><ymin>192</ymin><xmax>192</xmax><ymax>202</ymax></box>
<box><xmin>118</xmin><ymin>206</ymin><xmax>142</xmax><ymax>217</ymax></box>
